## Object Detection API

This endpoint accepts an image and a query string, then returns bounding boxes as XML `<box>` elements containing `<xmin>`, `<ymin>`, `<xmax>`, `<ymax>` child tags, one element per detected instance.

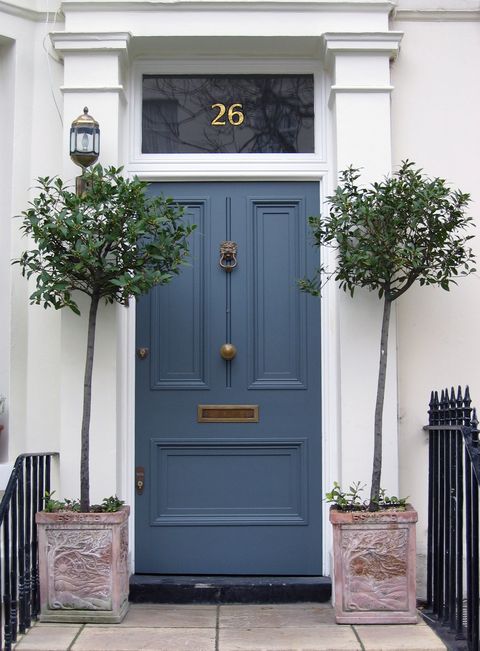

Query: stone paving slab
<box><xmin>220</xmin><ymin>604</ymin><xmax>337</xmax><ymax>627</ymax></box>
<box><xmin>115</xmin><ymin>604</ymin><xmax>217</xmax><ymax>628</ymax></box>
<box><xmin>219</xmin><ymin>624</ymin><xmax>362</xmax><ymax>650</ymax></box>
<box><xmin>14</xmin><ymin>624</ymin><xmax>81</xmax><ymax>651</ymax></box>
<box><xmin>12</xmin><ymin>603</ymin><xmax>447</xmax><ymax>651</ymax></box>
<box><xmin>71</xmin><ymin>626</ymin><xmax>216</xmax><ymax>650</ymax></box>
<box><xmin>355</xmin><ymin>623</ymin><xmax>447</xmax><ymax>650</ymax></box>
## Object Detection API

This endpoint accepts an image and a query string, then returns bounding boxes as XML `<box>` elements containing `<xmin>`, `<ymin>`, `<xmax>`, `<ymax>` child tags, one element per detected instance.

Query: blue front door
<box><xmin>135</xmin><ymin>182</ymin><xmax>321</xmax><ymax>574</ymax></box>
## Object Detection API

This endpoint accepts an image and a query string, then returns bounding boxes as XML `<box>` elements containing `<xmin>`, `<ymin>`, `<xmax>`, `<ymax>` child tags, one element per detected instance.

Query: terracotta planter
<box><xmin>330</xmin><ymin>504</ymin><xmax>417</xmax><ymax>624</ymax></box>
<box><xmin>36</xmin><ymin>506</ymin><xmax>130</xmax><ymax>623</ymax></box>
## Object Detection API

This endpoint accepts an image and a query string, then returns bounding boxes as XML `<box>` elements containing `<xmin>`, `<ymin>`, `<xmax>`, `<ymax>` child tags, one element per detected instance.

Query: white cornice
<box><xmin>0</xmin><ymin>0</ymin><xmax>61</xmax><ymax>21</ymax></box>
<box><xmin>323</xmin><ymin>30</ymin><xmax>402</xmax><ymax>43</ymax></box>
<box><xmin>60</xmin><ymin>0</ymin><xmax>396</xmax><ymax>12</ymax></box>
<box><xmin>322</xmin><ymin>31</ymin><xmax>403</xmax><ymax>66</ymax></box>
<box><xmin>393</xmin><ymin>9</ymin><xmax>480</xmax><ymax>22</ymax></box>
<box><xmin>51</xmin><ymin>31</ymin><xmax>131</xmax><ymax>56</ymax></box>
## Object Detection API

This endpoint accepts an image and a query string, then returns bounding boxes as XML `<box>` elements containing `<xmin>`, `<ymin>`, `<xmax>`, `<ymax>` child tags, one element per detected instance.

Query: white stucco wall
<box><xmin>0</xmin><ymin>34</ymin><xmax>16</xmax><ymax>462</ymax></box>
<box><xmin>0</xmin><ymin>5</ymin><xmax>64</xmax><ymax>485</ymax></box>
<box><xmin>391</xmin><ymin>9</ymin><xmax>480</xmax><ymax>594</ymax></box>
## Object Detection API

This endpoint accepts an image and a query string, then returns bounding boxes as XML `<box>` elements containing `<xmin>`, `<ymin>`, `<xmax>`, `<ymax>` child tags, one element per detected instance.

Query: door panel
<box><xmin>150</xmin><ymin>438</ymin><xmax>306</xmax><ymax>526</ymax></box>
<box><xmin>247</xmin><ymin>198</ymin><xmax>307</xmax><ymax>388</ymax></box>
<box><xmin>135</xmin><ymin>182</ymin><xmax>321</xmax><ymax>575</ymax></box>
<box><xmin>150</xmin><ymin>200</ymin><xmax>209</xmax><ymax>389</ymax></box>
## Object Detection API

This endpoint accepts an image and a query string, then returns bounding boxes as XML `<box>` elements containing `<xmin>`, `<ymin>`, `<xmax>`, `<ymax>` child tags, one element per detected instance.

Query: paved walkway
<box><xmin>13</xmin><ymin>603</ymin><xmax>446</xmax><ymax>650</ymax></box>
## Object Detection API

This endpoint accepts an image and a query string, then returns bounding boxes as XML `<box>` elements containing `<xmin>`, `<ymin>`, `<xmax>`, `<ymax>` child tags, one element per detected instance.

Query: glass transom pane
<box><xmin>142</xmin><ymin>75</ymin><xmax>314</xmax><ymax>154</ymax></box>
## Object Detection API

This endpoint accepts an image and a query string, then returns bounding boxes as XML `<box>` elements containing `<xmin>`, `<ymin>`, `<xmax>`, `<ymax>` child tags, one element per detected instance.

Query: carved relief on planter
<box><xmin>36</xmin><ymin>507</ymin><xmax>130</xmax><ymax>623</ymax></box>
<box><xmin>341</xmin><ymin>528</ymin><xmax>409</xmax><ymax>612</ymax></box>
<box><xmin>118</xmin><ymin>522</ymin><xmax>129</xmax><ymax>601</ymax></box>
<box><xmin>330</xmin><ymin>505</ymin><xmax>418</xmax><ymax>624</ymax></box>
<box><xmin>47</xmin><ymin>528</ymin><xmax>113</xmax><ymax>610</ymax></box>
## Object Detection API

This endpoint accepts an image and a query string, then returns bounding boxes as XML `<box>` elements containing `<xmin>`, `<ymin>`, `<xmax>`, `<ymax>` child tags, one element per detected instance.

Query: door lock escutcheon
<box><xmin>137</xmin><ymin>347</ymin><xmax>149</xmax><ymax>360</ymax></box>
<box><xmin>136</xmin><ymin>467</ymin><xmax>145</xmax><ymax>495</ymax></box>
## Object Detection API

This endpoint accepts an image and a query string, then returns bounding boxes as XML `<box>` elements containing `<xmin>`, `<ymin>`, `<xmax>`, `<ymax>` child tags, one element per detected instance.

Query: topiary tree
<box><xmin>300</xmin><ymin>160</ymin><xmax>476</xmax><ymax>510</ymax></box>
<box><xmin>16</xmin><ymin>165</ymin><xmax>195</xmax><ymax>512</ymax></box>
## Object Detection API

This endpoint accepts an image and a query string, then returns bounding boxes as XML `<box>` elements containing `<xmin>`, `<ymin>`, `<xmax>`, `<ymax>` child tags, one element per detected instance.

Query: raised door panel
<box><xmin>248</xmin><ymin>198</ymin><xmax>307</xmax><ymax>389</ymax></box>
<box><xmin>149</xmin><ymin>438</ymin><xmax>307</xmax><ymax>526</ymax></box>
<box><xmin>150</xmin><ymin>201</ymin><xmax>209</xmax><ymax>390</ymax></box>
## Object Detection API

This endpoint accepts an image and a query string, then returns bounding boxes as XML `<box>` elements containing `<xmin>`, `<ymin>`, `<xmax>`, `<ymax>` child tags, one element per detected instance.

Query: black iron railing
<box><xmin>424</xmin><ymin>387</ymin><xmax>479</xmax><ymax>650</ymax></box>
<box><xmin>0</xmin><ymin>453</ymin><xmax>57</xmax><ymax>651</ymax></box>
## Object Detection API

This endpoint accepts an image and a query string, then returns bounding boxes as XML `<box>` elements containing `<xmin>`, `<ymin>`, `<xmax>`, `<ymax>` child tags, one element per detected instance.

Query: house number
<box><xmin>211</xmin><ymin>103</ymin><xmax>245</xmax><ymax>126</ymax></box>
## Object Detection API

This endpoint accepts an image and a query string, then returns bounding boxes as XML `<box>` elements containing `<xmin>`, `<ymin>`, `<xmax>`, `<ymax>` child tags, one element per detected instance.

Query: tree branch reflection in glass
<box><xmin>142</xmin><ymin>75</ymin><xmax>314</xmax><ymax>154</ymax></box>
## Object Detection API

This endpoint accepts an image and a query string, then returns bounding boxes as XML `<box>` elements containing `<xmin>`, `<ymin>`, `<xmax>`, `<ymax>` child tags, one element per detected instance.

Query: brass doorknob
<box><xmin>220</xmin><ymin>343</ymin><xmax>237</xmax><ymax>360</ymax></box>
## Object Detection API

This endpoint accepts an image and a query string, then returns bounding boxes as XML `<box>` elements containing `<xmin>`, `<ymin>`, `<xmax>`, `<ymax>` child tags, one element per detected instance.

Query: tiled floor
<box><xmin>13</xmin><ymin>603</ymin><xmax>447</xmax><ymax>650</ymax></box>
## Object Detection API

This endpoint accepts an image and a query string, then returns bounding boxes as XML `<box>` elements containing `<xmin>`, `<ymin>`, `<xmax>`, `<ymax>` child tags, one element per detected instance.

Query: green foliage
<box><xmin>43</xmin><ymin>491</ymin><xmax>124</xmax><ymax>513</ymax></box>
<box><xmin>17</xmin><ymin>165</ymin><xmax>195</xmax><ymax>512</ymax></box>
<box><xmin>15</xmin><ymin>165</ymin><xmax>195</xmax><ymax>313</ymax></box>
<box><xmin>325</xmin><ymin>482</ymin><xmax>407</xmax><ymax>511</ymax></box>
<box><xmin>374</xmin><ymin>488</ymin><xmax>408</xmax><ymax>510</ymax></box>
<box><xmin>43</xmin><ymin>491</ymin><xmax>80</xmax><ymax>513</ymax></box>
<box><xmin>99</xmin><ymin>495</ymin><xmax>125</xmax><ymax>512</ymax></box>
<box><xmin>43</xmin><ymin>491</ymin><xmax>63</xmax><ymax>512</ymax></box>
<box><xmin>301</xmin><ymin>161</ymin><xmax>476</xmax><ymax>509</ymax></box>
<box><xmin>325</xmin><ymin>481</ymin><xmax>366</xmax><ymax>510</ymax></box>
<box><xmin>300</xmin><ymin>161</ymin><xmax>475</xmax><ymax>301</ymax></box>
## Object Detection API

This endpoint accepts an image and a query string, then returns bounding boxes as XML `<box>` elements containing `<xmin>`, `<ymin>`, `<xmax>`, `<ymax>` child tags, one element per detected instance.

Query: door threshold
<box><xmin>129</xmin><ymin>575</ymin><xmax>332</xmax><ymax>604</ymax></box>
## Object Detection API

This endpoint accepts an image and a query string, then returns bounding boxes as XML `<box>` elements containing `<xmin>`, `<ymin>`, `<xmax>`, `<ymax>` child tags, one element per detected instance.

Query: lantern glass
<box><xmin>70</xmin><ymin>108</ymin><xmax>100</xmax><ymax>169</ymax></box>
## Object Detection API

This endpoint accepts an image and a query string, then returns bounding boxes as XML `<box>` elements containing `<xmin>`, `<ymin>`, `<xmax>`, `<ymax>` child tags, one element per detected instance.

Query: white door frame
<box><xmin>123</xmin><ymin>56</ymin><xmax>340</xmax><ymax>575</ymax></box>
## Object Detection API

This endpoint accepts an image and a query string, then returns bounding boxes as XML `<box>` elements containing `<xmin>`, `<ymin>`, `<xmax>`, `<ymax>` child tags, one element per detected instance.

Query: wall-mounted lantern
<box><xmin>70</xmin><ymin>107</ymin><xmax>100</xmax><ymax>195</ymax></box>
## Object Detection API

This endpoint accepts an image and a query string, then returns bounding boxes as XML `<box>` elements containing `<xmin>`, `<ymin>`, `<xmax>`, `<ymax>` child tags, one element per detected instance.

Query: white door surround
<box><xmin>51</xmin><ymin>1</ymin><xmax>402</xmax><ymax>573</ymax></box>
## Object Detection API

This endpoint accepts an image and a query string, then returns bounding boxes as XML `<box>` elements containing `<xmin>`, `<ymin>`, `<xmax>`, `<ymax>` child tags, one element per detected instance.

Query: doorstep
<box><xmin>13</xmin><ymin>603</ymin><xmax>447</xmax><ymax>651</ymax></box>
<box><xmin>130</xmin><ymin>574</ymin><xmax>332</xmax><ymax>604</ymax></box>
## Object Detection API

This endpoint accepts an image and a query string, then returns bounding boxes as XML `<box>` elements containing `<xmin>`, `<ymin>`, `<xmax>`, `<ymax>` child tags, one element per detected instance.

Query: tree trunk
<box><xmin>80</xmin><ymin>293</ymin><xmax>100</xmax><ymax>512</ymax></box>
<box><xmin>369</xmin><ymin>296</ymin><xmax>392</xmax><ymax>510</ymax></box>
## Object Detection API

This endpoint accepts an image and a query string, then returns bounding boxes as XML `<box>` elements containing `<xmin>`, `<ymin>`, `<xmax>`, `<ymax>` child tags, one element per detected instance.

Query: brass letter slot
<box><xmin>197</xmin><ymin>405</ymin><xmax>259</xmax><ymax>423</ymax></box>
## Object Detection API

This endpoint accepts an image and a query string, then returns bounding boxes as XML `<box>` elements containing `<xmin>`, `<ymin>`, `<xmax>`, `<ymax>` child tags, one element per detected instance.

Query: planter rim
<box><xmin>36</xmin><ymin>504</ymin><xmax>130</xmax><ymax>524</ymax></box>
<box><xmin>329</xmin><ymin>503</ymin><xmax>417</xmax><ymax>524</ymax></box>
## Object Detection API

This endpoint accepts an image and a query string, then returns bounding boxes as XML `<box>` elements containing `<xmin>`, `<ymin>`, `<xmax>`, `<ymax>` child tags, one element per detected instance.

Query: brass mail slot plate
<box><xmin>198</xmin><ymin>405</ymin><xmax>259</xmax><ymax>423</ymax></box>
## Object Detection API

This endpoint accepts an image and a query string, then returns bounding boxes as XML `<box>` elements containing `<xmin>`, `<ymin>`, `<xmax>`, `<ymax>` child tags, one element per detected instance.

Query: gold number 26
<box><xmin>211</xmin><ymin>103</ymin><xmax>245</xmax><ymax>127</ymax></box>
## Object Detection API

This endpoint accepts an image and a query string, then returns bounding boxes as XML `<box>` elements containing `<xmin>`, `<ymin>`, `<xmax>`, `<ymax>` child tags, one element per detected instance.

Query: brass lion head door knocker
<box><xmin>219</xmin><ymin>241</ymin><xmax>238</xmax><ymax>272</ymax></box>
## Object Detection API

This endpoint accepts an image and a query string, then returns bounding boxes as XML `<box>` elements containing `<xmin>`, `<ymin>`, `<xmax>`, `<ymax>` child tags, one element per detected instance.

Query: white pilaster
<box><xmin>323</xmin><ymin>31</ymin><xmax>403</xmax><ymax>498</ymax></box>
<box><xmin>51</xmin><ymin>32</ymin><xmax>130</xmax><ymax>503</ymax></box>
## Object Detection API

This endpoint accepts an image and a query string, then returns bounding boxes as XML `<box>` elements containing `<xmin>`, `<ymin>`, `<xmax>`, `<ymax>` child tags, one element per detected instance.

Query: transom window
<box><xmin>142</xmin><ymin>75</ymin><xmax>314</xmax><ymax>154</ymax></box>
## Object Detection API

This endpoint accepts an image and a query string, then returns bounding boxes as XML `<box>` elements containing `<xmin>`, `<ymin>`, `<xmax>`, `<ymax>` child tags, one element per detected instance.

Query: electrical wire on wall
<box><xmin>43</xmin><ymin>0</ymin><xmax>63</xmax><ymax>126</ymax></box>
